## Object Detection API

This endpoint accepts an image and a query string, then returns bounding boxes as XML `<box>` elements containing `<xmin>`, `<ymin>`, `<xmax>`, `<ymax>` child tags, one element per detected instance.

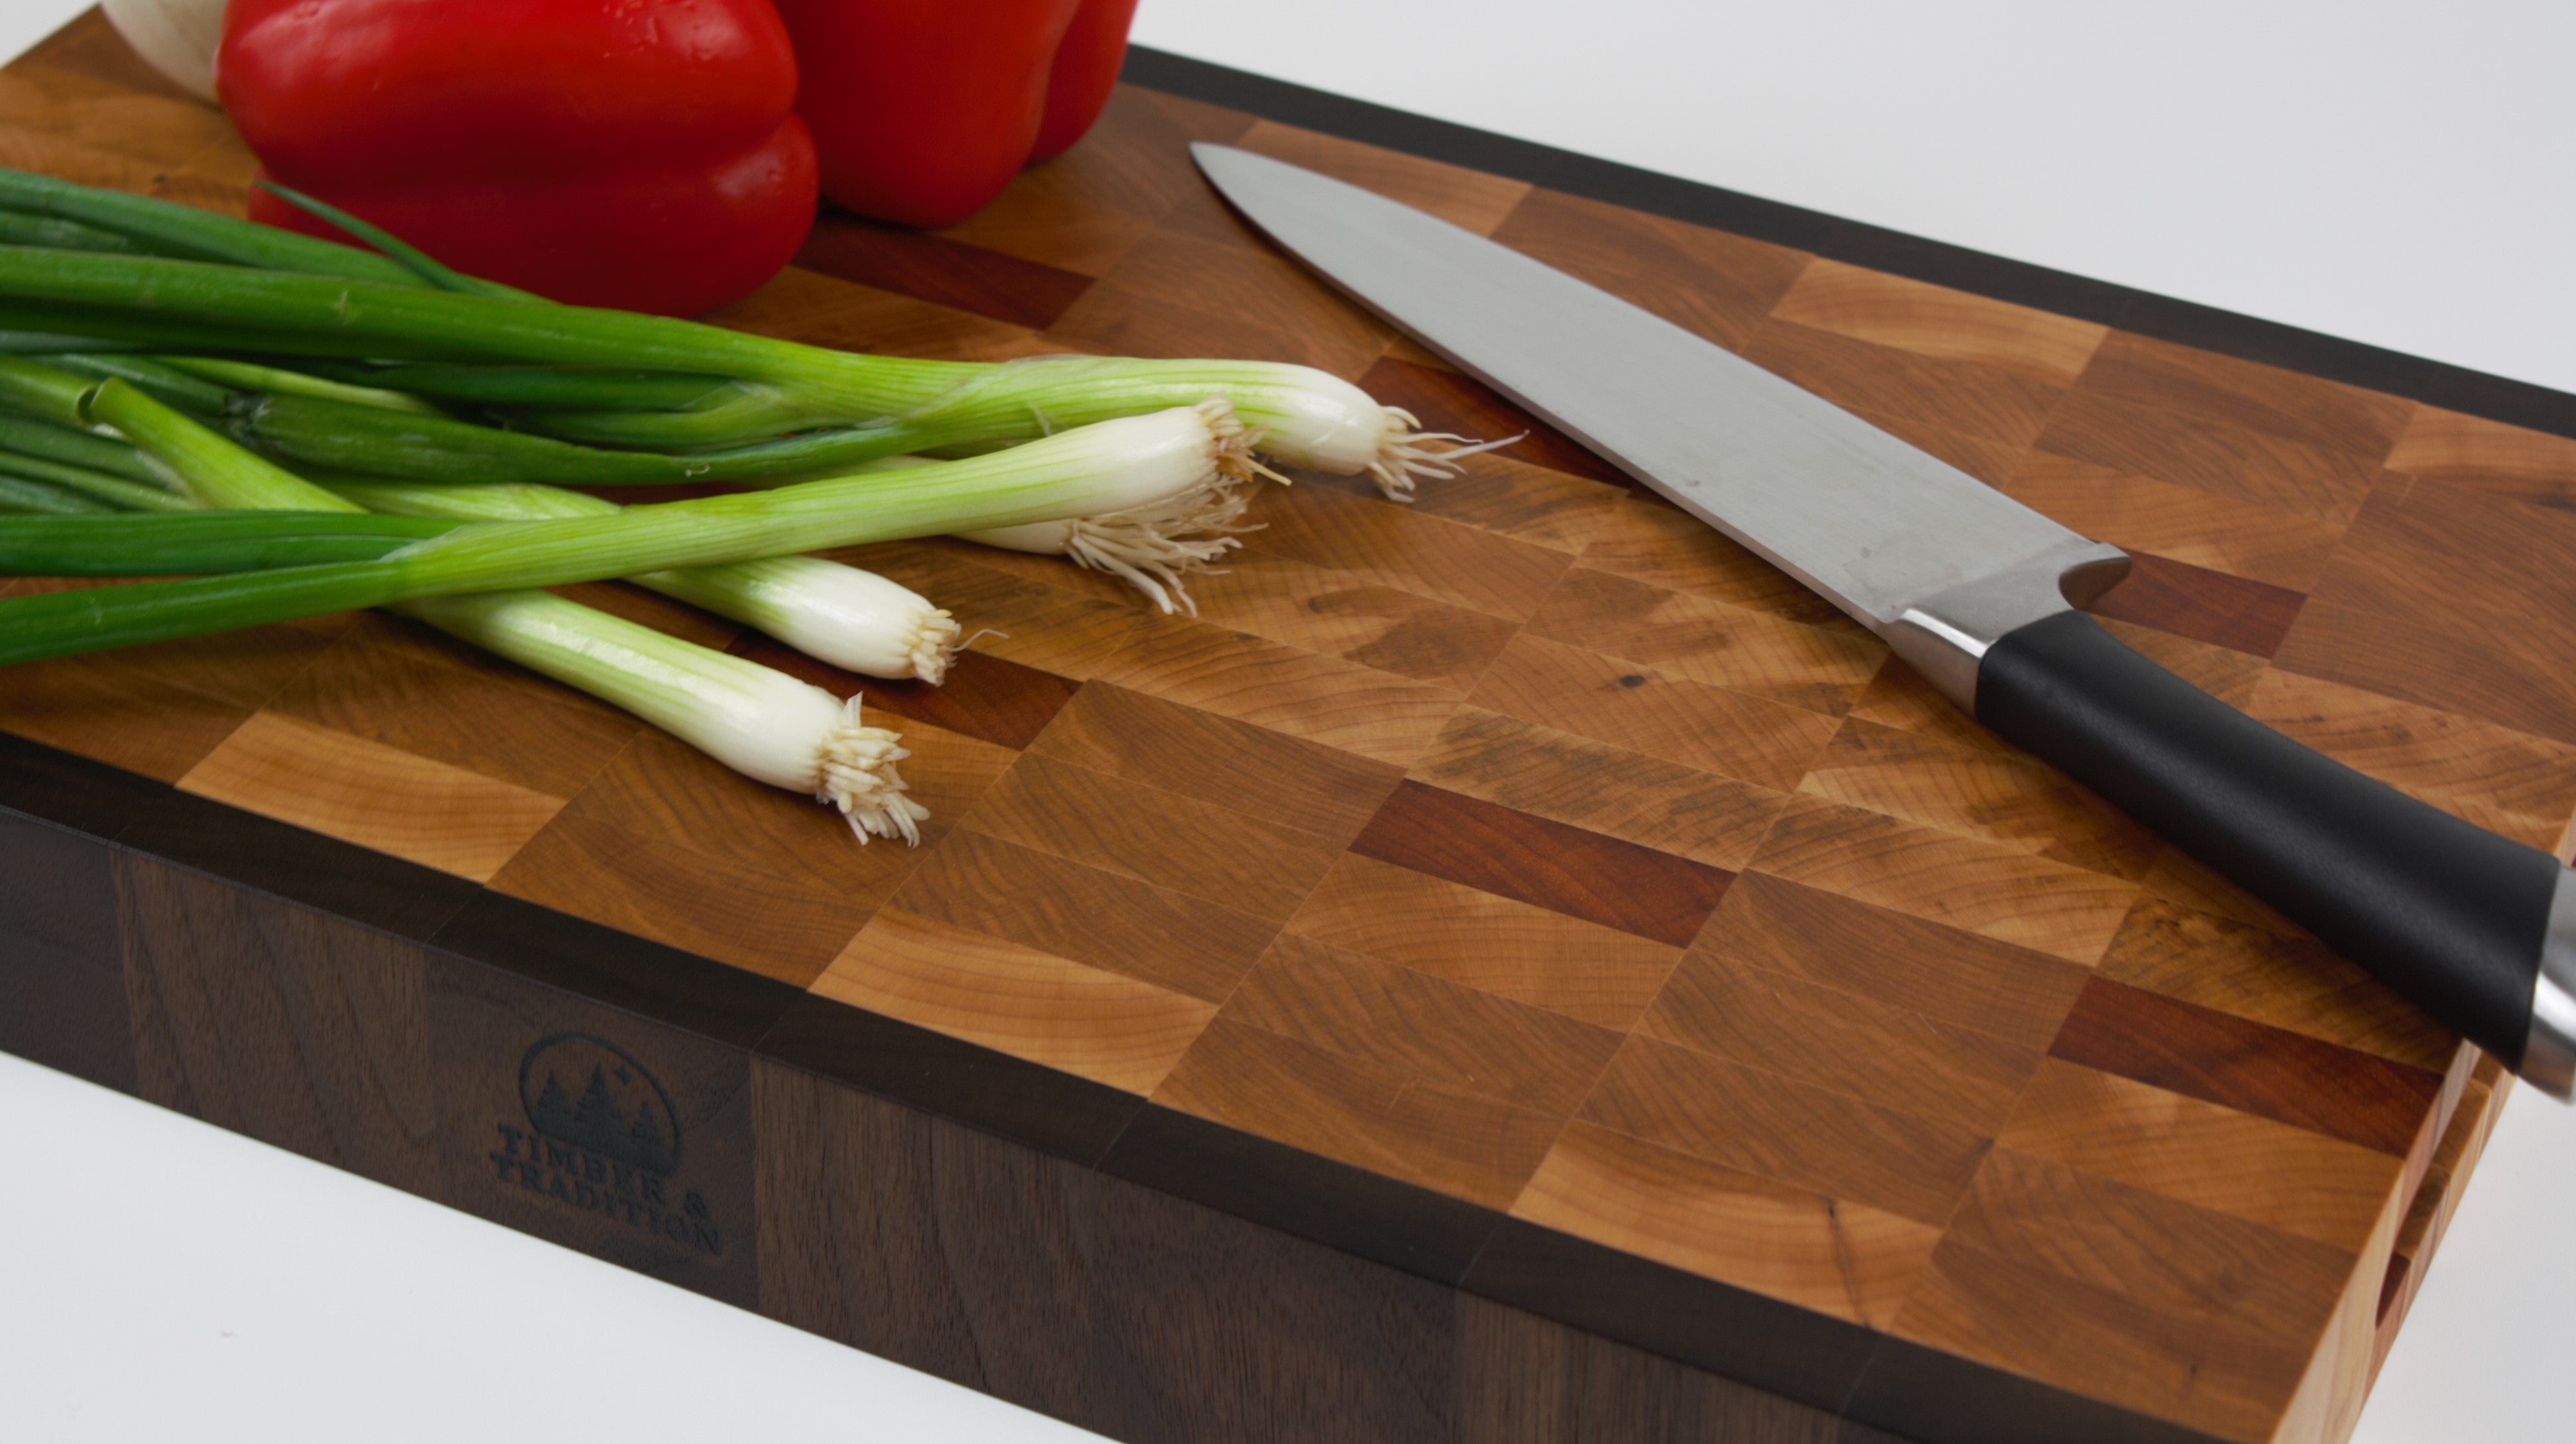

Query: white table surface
<box><xmin>3</xmin><ymin>2</ymin><xmax>2571</xmax><ymax>1439</ymax></box>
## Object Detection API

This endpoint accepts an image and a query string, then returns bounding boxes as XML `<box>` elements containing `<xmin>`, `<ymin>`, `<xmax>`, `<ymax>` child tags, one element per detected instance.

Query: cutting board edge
<box><xmin>0</xmin><ymin>748</ymin><xmax>2261</xmax><ymax>1444</ymax></box>
<box><xmin>1121</xmin><ymin>46</ymin><xmax>2576</xmax><ymax>444</ymax></box>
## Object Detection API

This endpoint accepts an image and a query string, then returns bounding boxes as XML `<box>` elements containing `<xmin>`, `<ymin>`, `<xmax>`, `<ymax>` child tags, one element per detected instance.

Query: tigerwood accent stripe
<box><xmin>2047</xmin><ymin>976</ymin><xmax>2443</xmax><ymax>1156</ymax></box>
<box><xmin>1348</xmin><ymin>779</ymin><xmax>1732</xmax><ymax>946</ymax></box>
<box><xmin>2086</xmin><ymin>551</ymin><xmax>2307</xmax><ymax>658</ymax></box>
<box><xmin>794</xmin><ymin>217</ymin><xmax>1096</xmax><ymax>329</ymax></box>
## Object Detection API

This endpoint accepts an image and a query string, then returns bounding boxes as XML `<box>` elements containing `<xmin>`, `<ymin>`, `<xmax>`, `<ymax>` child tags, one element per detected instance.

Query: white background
<box><xmin>3</xmin><ymin>1</ymin><xmax>2573</xmax><ymax>1440</ymax></box>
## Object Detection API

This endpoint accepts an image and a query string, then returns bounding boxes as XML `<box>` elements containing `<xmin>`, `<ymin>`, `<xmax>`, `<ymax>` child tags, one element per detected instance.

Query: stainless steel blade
<box><xmin>1191</xmin><ymin>143</ymin><xmax>2110</xmax><ymax>629</ymax></box>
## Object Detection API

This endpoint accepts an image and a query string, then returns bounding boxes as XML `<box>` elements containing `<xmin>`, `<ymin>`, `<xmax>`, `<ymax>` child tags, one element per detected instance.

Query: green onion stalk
<box><xmin>845</xmin><ymin>455</ymin><xmax>1259</xmax><ymax>616</ymax></box>
<box><xmin>0</xmin><ymin>166</ymin><xmax>425</xmax><ymax>284</ymax></box>
<box><xmin>316</xmin><ymin>476</ymin><xmax>965</xmax><ymax>683</ymax></box>
<box><xmin>0</xmin><ymin>511</ymin><xmax>455</xmax><ymax>573</ymax></box>
<box><xmin>299</xmin><ymin>361</ymin><xmax>738</xmax><ymax>414</ymax></box>
<box><xmin>0</xmin><ymin>397</ymin><xmax>1252</xmax><ymax>665</ymax></box>
<box><xmin>0</xmin><ymin>450</ymin><xmax>195</xmax><ymax>512</ymax></box>
<box><xmin>329</xmin><ymin>464</ymin><xmax>1261</xmax><ymax>620</ymax></box>
<box><xmin>1</xmin><ymin>364</ymin><xmax>967</xmax><ymax>681</ymax></box>
<box><xmin>0</xmin><ymin>361</ymin><xmax>963</xmax><ymax>681</ymax></box>
<box><xmin>223</xmin><ymin>390</ymin><xmax>916</xmax><ymax>486</ymax></box>
<box><xmin>408</xmin><ymin>589</ymin><xmax>932</xmax><ymax>842</ymax></box>
<box><xmin>0</xmin><ymin>412</ymin><xmax>170</xmax><ymax>482</ymax></box>
<box><xmin>21</xmin><ymin>374</ymin><xmax>936</xmax><ymax>842</ymax></box>
<box><xmin>1</xmin><ymin>364</ymin><xmax>970</xmax><ymax>678</ymax></box>
<box><xmin>0</xmin><ymin>476</ymin><xmax>113</xmax><ymax>514</ymax></box>
<box><xmin>11</xmin><ymin>359</ymin><xmax>1256</xmax><ymax>626</ymax></box>
<box><xmin>32</xmin><ymin>353</ymin><xmax>234</xmax><ymax>414</ymax></box>
<box><xmin>0</xmin><ymin>207</ymin><xmax>158</xmax><ymax>256</ymax></box>
<box><xmin>0</xmin><ymin>229</ymin><xmax>1488</xmax><ymax>499</ymax></box>
<box><xmin>164</xmin><ymin>356</ymin><xmax>448</xmax><ymax>416</ymax></box>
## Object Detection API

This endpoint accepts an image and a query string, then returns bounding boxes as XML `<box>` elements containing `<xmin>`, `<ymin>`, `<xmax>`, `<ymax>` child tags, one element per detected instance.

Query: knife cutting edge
<box><xmin>1191</xmin><ymin>142</ymin><xmax>2576</xmax><ymax>1099</ymax></box>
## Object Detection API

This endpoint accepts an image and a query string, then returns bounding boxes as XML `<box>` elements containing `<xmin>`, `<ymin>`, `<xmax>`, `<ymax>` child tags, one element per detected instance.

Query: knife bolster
<box><xmin>1878</xmin><ymin>540</ymin><xmax>2131</xmax><ymax>710</ymax></box>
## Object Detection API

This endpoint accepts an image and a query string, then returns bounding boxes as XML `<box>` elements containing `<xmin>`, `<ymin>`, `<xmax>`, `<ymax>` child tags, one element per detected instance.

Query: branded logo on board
<box><xmin>484</xmin><ymin>1034</ymin><xmax>722</xmax><ymax>1256</ymax></box>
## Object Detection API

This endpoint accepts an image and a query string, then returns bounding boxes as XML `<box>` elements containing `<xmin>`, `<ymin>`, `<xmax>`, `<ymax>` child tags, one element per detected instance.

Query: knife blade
<box><xmin>1193</xmin><ymin>141</ymin><xmax>2576</xmax><ymax>1097</ymax></box>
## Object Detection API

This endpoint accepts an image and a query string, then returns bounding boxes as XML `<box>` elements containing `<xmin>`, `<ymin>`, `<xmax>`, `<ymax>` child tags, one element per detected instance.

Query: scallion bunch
<box><xmin>0</xmin><ymin>164</ymin><xmax>1495</xmax><ymax>841</ymax></box>
<box><xmin>0</xmin><ymin>167</ymin><xmax>1491</xmax><ymax>498</ymax></box>
<box><xmin>0</xmin><ymin>365</ymin><xmax>943</xmax><ymax>839</ymax></box>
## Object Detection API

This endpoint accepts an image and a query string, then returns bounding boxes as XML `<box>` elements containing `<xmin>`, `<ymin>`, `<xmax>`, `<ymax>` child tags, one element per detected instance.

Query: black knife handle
<box><xmin>1978</xmin><ymin>609</ymin><xmax>2574</xmax><ymax>1087</ymax></box>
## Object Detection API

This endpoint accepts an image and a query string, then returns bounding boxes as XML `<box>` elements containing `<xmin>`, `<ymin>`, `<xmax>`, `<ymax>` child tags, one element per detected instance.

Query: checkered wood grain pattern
<box><xmin>7</xmin><ymin>13</ymin><xmax>2568</xmax><ymax>1442</ymax></box>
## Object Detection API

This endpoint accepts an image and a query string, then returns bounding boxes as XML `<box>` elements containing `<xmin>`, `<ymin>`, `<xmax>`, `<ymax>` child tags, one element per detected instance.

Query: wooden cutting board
<box><xmin>5</xmin><ymin>11</ymin><xmax>2573</xmax><ymax>1443</ymax></box>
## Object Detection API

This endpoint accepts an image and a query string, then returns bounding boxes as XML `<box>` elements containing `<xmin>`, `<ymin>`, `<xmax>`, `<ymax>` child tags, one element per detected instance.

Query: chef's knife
<box><xmin>1193</xmin><ymin>142</ymin><xmax>2576</xmax><ymax>1098</ymax></box>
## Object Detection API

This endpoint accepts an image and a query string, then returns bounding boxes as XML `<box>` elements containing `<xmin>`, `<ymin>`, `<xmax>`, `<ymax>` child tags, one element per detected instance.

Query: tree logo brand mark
<box><xmin>484</xmin><ymin>1033</ymin><xmax>722</xmax><ymax>1256</ymax></box>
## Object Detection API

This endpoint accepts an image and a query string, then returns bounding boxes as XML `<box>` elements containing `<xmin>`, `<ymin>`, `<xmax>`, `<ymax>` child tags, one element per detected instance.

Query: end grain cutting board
<box><xmin>6</xmin><ymin>11</ymin><xmax>2575</xmax><ymax>1443</ymax></box>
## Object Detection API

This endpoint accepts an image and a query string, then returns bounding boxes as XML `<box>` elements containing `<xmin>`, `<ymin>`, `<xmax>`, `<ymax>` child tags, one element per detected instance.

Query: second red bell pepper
<box><xmin>771</xmin><ymin>0</ymin><xmax>1140</xmax><ymax>229</ymax></box>
<box><xmin>217</xmin><ymin>0</ymin><xmax>820</xmax><ymax>317</ymax></box>
<box><xmin>1031</xmin><ymin>0</ymin><xmax>1143</xmax><ymax>164</ymax></box>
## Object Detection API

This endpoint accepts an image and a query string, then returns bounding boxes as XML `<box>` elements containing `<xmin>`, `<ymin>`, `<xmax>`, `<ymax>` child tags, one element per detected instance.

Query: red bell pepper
<box><xmin>1031</xmin><ymin>0</ymin><xmax>1143</xmax><ymax>164</ymax></box>
<box><xmin>770</xmin><ymin>0</ymin><xmax>1139</xmax><ymax>229</ymax></box>
<box><xmin>217</xmin><ymin>0</ymin><xmax>819</xmax><ymax>317</ymax></box>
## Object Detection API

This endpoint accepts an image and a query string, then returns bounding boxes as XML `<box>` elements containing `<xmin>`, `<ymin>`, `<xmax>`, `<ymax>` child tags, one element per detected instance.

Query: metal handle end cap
<box><xmin>2521</xmin><ymin>867</ymin><xmax>2576</xmax><ymax>1101</ymax></box>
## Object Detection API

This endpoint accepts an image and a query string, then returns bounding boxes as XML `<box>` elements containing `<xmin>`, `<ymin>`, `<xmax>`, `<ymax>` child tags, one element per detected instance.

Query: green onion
<box><xmin>0</xmin><ymin>366</ymin><xmax>233</xmax><ymax>511</ymax></box>
<box><xmin>249</xmin><ymin>180</ymin><xmax>537</xmax><ymax>302</ymax></box>
<box><xmin>961</xmin><ymin>488</ymin><xmax>1260</xmax><ymax>615</ymax></box>
<box><xmin>85</xmin><ymin>378</ymin><xmax>331</xmax><ymax>510</ymax></box>
<box><xmin>6</xmin><ymin>376</ymin><xmax>964</xmax><ymax>681</ymax></box>
<box><xmin>0</xmin><ymin>298</ymin><xmax>437</xmax><ymax>359</ymax></box>
<box><xmin>0</xmin><ymin>327</ymin><xmax>152</xmax><ymax>354</ymax></box>
<box><xmin>0</xmin><ymin>453</ymin><xmax>194</xmax><ymax>512</ymax></box>
<box><xmin>0</xmin><ymin>209</ymin><xmax>156</xmax><ymax>255</ymax></box>
<box><xmin>0</xmin><ymin>414</ymin><xmax>170</xmax><ymax>482</ymax></box>
<box><xmin>0</xmin><ymin>400</ymin><xmax>1250</xmax><ymax>664</ymax></box>
<box><xmin>0</xmin><ymin>511</ymin><xmax>450</xmax><ymax>572</ymax></box>
<box><xmin>398</xmin><ymin>590</ymin><xmax>927</xmax><ymax>842</ymax></box>
<box><xmin>231</xmin><ymin>390</ymin><xmax>1004</xmax><ymax>486</ymax></box>
<box><xmin>230</xmin><ymin>392</ymin><xmax>763</xmax><ymax>484</ymax></box>
<box><xmin>15</xmin><ymin>375</ymin><xmax>929</xmax><ymax>840</ymax></box>
<box><xmin>158</xmin><ymin>357</ymin><xmax>446</xmax><ymax>416</ymax></box>
<box><xmin>0</xmin><ymin>166</ymin><xmax>422</xmax><ymax>285</ymax></box>
<box><xmin>0</xmin><ymin>355</ymin><xmax>91</xmax><ymax>425</ymax></box>
<box><xmin>30</xmin><ymin>353</ymin><xmax>232</xmax><ymax>414</ymax></box>
<box><xmin>0</xmin><ymin>243</ymin><xmax>1483</xmax><ymax>496</ymax></box>
<box><xmin>323</xmin><ymin>477</ymin><xmax>963</xmax><ymax>683</ymax></box>
<box><xmin>0</xmin><ymin>248</ymin><xmax>866</xmax><ymax>374</ymax></box>
<box><xmin>0</xmin><ymin>166</ymin><xmax>1491</xmax><ymax>533</ymax></box>
<box><xmin>836</xmin><ymin>455</ymin><xmax>1265</xmax><ymax>614</ymax></box>
<box><xmin>0</xmin><ymin>476</ymin><xmax>112</xmax><ymax>514</ymax></box>
<box><xmin>512</xmin><ymin>382</ymin><xmax>823</xmax><ymax>449</ymax></box>
<box><xmin>299</xmin><ymin>361</ymin><xmax>733</xmax><ymax>413</ymax></box>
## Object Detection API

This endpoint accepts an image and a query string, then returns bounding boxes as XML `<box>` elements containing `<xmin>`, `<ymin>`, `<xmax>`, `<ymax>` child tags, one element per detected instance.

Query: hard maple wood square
<box><xmin>3</xmin><ymin>15</ymin><xmax>2562</xmax><ymax>1441</ymax></box>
